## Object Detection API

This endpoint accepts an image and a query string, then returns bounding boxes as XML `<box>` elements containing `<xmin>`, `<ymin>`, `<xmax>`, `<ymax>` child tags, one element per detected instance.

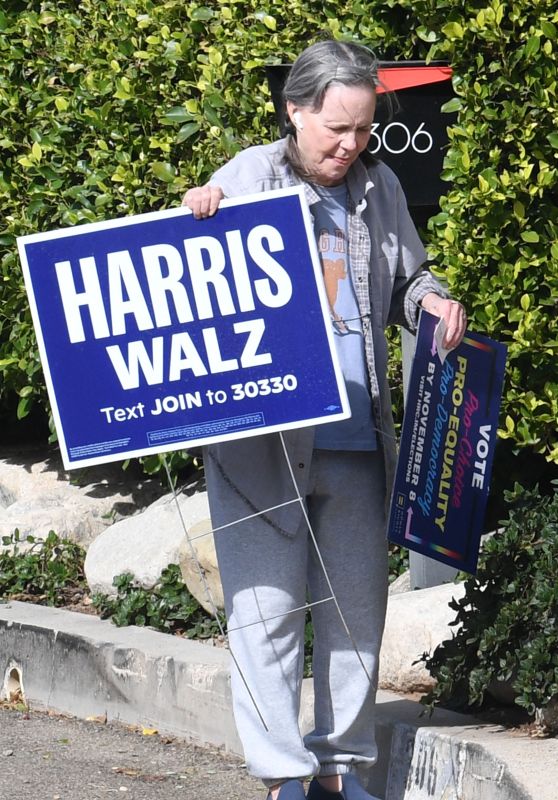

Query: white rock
<box><xmin>0</xmin><ymin>484</ymin><xmax>17</xmax><ymax>510</ymax></box>
<box><xmin>379</xmin><ymin>581</ymin><xmax>465</xmax><ymax>693</ymax></box>
<box><xmin>0</xmin><ymin>446</ymin><xmax>165</xmax><ymax>547</ymax></box>
<box><xmin>84</xmin><ymin>490</ymin><xmax>216</xmax><ymax>598</ymax></box>
<box><xmin>388</xmin><ymin>570</ymin><xmax>411</xmax><ymax>595</ymax></box>
<box><xmin>0</xmin><ymin>494</ymin><xmax>108</xmax><ymax>546</ymax></box>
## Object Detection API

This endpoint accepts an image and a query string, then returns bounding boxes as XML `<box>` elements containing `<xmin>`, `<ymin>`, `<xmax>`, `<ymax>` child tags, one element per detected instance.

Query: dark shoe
<box><xmin>268</xmin><ymin>779</ymin><xmax>306</xmax><ymax>800</ymax></box>
<box><xmin>307</xmin><ymin>774</ymin><xmax>382</xmax><ymax>800</ymax></box>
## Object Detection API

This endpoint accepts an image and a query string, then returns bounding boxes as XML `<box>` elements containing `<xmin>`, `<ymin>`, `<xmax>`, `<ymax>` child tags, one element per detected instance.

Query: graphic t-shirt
<box><xmin>312</xmin><ymin>182</ymin><xmax>377</xmax><ymax>451</ymax></box>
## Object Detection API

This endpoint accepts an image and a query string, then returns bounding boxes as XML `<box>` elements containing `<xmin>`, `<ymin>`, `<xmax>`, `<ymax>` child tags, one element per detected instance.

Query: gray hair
<box><xmin>282</xmin><ymin>41</ymin><xmax>380</xmax><ymax>178</ymax></box>
<box><xmin>283</xmin><ymin>40</ymin><xmax>379</xmax><ymax>113</ymax></box>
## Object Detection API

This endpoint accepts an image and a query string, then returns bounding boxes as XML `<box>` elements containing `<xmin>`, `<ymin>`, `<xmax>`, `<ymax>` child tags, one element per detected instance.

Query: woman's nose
<box><xmin>340</xmin><ymin>131</ymin><xmax>357</xmax><ymax>151</ymax></box>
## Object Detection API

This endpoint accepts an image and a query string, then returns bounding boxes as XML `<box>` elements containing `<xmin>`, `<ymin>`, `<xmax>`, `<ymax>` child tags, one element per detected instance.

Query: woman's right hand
<box><xmin>181</xmin><ymin>184</ymin><xmax>224</xmax><ymax>219</ymax></box>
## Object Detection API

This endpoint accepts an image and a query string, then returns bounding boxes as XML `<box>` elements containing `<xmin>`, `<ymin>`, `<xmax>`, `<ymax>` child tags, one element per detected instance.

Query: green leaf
<box><xmin>163</xmin><ymin>107</ymin><xmax>193</xmax><ymax>124</ymax></box>
<box><xmin>39</xmin><ymin>12</ymin><xmax>57</xmax><ymax>25</ymax></box>
<box><xmin>176</xmin><ymin>122</ymin><xmax>200</xmax><ymax>143</ymax></box>
<box><xmin>191</xmin><ymin>7</ymin><xmax>214</xmax><ymax>21</ymax></box>
<box><xmin>16</xmin><ymin>396</ymin><xmax>32</xmax><ymax>420</ymax></box>
<box><xmin>208</xmin><ymin>48</ymin><xmax>223</xmax><ymax>66</ymax></box>
<box><xmin>525</xmin><ymin>36</ymin><xmax>541</xmax><ymax>57</ymax></box>
<box><xmin>478</xmin><ymin>174</ymin><xmax>489</xmax><ymax>192</ymax></box>
<box><xmin>205</xmin><ymin>92</ymin><xmax>226</xmax><ymax>109</ymax></box>
<box><xmin>442</xmin><ymin>21</ymin><xmax>464</xmax><ymax>39</ymax></box>
<box><xmin>541</xmin><ymin>21</ymin><xmax>557</xmax><ymax>39</ymax></box>
<box><xmin>114</xmin><ymin>77</ymin><xmax>133</xmax><ymax>100</ymax></box>
<box><xmin>151</xmin><ymin>162</ymin><xmax>176</xmax><ymax>183</ymax></box>
<box><xmin>204</xmin><ymin>104</ymin><xmax>222</xmax><ymax>128</ymax></box>
<box><xmin>184</xmin><ymin>99</ymin><xmax>199</xmax><ymax>114</ymax></box>
<box><xmin>416</xmin><ymin>27</ymin><xmax>438</xmax><ymax>43</ymax></box>
<box><xmin>521</xmin><ymin>231</ymin><xmax>540</xmax><ymax>243</ymax></box>
<box><xmin>441</xmin><ymin>97</ymin><xmax>462</xmax><ymax>114</ymax></box>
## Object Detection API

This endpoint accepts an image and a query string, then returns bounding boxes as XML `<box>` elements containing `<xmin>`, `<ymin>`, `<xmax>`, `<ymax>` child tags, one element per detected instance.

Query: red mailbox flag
<box><xmin>377</xmin><ymin>66</ymin><xmax>453</xmax><ymax>94</ymax></box>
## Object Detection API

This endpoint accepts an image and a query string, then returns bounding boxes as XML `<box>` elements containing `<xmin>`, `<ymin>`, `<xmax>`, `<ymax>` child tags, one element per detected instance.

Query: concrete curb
<box><xmin>382</xmin><ymin>722</ymin><xmax>531</xmax><ymax>800</ymax></box>
<box><xmin>0</xmin><ymin>601</ymin><xmax>241</xmax><ymax>753</ymax></box>
<box><xmin>1</xmin><ymin>601</ymin><xmax>556</xmax><ymax>800</ymax></box>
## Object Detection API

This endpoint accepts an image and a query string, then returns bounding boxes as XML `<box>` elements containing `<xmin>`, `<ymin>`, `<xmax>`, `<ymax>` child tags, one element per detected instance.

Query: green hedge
<box><xmin>422</xmin><ymin>0</ymin><xmax>558</xmax><ymax>464</ymax></box>
<box><xmin>1</xmin><ymin>0</ymin><xmax>557</xmax><ymax>464</ymax></box>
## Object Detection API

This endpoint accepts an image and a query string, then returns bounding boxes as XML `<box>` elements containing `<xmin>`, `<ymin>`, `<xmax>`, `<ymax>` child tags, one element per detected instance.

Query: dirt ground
<box><xmin>0</xmin><ymin>701</ymin><xmax>262</xmax><ymax>800</ymax></box>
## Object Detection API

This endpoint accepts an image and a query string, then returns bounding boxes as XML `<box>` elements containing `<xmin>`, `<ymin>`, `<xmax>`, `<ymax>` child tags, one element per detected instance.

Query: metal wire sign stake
<box><xmin>162</xmin><ymin>435</ymin><xmax>374</xmax><ymax>735</ymax></box>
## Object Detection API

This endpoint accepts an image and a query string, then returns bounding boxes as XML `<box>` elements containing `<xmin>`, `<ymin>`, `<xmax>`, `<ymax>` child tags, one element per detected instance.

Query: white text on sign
<box><xmin>53</xmin><ymin>225</ymin><xmax>292</xmax><ymax>389</ymax></box>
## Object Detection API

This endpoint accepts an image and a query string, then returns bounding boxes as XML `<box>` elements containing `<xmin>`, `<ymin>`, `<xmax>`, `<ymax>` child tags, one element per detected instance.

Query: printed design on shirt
<box><xmin>318</xmin><ymin>228</ymin><xmax>355</xmax><ymax>336</ymax></box>
<box><xmin>323</xmin><ymin>257</ymin><xmax>348</xmax><ymax>333</ymax></box>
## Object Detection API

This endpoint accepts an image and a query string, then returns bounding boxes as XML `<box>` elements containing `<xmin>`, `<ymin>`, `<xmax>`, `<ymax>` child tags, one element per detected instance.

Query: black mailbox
<box><xmin>265</xmin><ymin>61</ymin><xmax>456</xmax><ymax>226</ymax></box>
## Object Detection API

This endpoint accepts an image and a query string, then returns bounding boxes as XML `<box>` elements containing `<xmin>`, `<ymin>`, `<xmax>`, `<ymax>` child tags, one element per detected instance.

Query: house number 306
<box><xmin>368</xmin><ymin>122</ymin><xmax>434</xmax><ymax>155</ymax></box>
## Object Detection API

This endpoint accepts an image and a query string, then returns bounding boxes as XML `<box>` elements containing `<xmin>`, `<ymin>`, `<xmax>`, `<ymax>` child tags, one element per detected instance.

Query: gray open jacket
<box><xmin>203</xmin><ymin>138</ymin><xmax>447</xmax><ymax>537</ymax></box>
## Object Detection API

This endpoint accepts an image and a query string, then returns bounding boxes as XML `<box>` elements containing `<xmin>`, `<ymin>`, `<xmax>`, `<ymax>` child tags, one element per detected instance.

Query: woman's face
<box><xmin>287</xmin><ymin>83</ymin><xmax>376</xmax><ymax>186</ymax></box>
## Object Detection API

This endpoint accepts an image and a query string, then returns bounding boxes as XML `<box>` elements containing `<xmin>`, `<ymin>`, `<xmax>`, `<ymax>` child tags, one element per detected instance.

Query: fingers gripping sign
<box><xmin>182</xmin><ymin>184</ymin><xmax>225</xmax><ymax>219</ymax></box>
<box><xmin>421</xmin><ymin>293</ymin><xmax>467</xmax><ymax>350</ymax></box>
<box><xmin>435</xmin><ymin>299</ymin><xmax>467</xmax><ymax>350</ymax></box>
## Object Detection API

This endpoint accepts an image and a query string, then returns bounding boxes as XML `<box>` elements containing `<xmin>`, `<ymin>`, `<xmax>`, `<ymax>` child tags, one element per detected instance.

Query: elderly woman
<box><xmin>183</xmin><ymin>40</ymin><xmax>466</xmax><ymax>800</ymax></box>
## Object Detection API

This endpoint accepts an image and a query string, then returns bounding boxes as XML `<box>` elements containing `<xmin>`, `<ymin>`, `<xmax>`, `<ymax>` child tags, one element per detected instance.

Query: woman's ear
<box><xmin>287</xmin><ymin>103</ymin><xmax>304</xmax><ymax>131</ymax></box>
<box><xmin>286</xmin><ymin>101</ymin><xmax>301</xmax><ymax>129</ymax></box>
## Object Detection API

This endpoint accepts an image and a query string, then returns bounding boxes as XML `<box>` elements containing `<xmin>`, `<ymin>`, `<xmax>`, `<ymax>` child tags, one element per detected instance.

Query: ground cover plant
<box><xmin>90</xmin><ymin>564</ymin><xmax>223</xmax><ymax>638</ymax></box>
<box><xmin>0</xmin><ymin>530</ymin><xmax>220</xmax><ymax>638</ymax></box>
<box><xmin>419</xmin><ymin>481</ymin><xmax>558</xmax><ymax>732</ymax></box>
<box><xmin>0</xmin><ymin>529</ymin><xmax>87</xmax><ymax>607</ymax></box>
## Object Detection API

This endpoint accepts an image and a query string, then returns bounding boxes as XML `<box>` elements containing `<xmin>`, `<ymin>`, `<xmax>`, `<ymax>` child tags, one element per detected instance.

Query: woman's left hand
<box><xmin>420</xmin><ymin>293</ymin><xmax>467</xmax><ymax>350</ymax></box>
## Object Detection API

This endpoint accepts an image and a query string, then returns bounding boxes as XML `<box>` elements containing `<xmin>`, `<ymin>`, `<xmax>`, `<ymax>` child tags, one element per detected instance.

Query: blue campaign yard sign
<box><xmin>18</xmin><ymin>187</ymin><xmax>350</xmax><ymax>469</ymax></box>
<box><xmin>388</xmin><ymin>311</ymin><xmax>507</xmax><ymax>574</ymax></box>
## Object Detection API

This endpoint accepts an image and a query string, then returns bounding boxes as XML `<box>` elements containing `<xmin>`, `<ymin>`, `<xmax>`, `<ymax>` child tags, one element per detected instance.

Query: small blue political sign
<box><xmin>18</xmin><ymin>187</ymin><xmax>350</xmax><ymax>469</ymax></box>
<box><xmin>388</xmin><ymin>311</ymin><xmax>507</xmax><ymax>574</ymax></box>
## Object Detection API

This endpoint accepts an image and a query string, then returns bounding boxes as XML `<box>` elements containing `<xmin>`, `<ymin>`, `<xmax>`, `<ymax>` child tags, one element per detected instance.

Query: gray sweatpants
<box><xmin>208</xmin><ymin>448</ymin><xmax>388</xmax><ymax>784</ymax></box>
